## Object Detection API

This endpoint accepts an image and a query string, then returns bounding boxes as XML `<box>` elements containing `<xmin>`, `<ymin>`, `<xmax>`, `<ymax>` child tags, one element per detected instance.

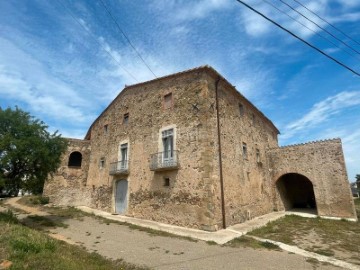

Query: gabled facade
<box><xmin>44</xmin><ymin>66</ymin><xmax>357</xmax><ymax>231</ymax></box>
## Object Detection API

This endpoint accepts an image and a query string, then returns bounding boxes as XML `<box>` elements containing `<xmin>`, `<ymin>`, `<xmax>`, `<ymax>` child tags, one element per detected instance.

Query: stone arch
<box><xmin>276</xmin><ymin>173</ymin><xmax>317</xmax><ymax>213</ymax></box>
<box><xmin>68</xmin><ymin>151</ymin><xmax>82</xmax><ymax>167</ymax></box>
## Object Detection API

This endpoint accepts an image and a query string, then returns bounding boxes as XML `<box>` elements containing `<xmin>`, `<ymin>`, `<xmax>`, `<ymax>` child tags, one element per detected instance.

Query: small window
<box><xmin>164</xmin><ymin>93</ymin><xmax>173</xmax><ymax>109</ymax></box>
<box><xmin>68</xmin><ymin>151</ymin><xmax>82</xmax><ymax>167</ymax></box>
<box><xmin>239</xmin><ymin>103</ymin><xmax>244</xmax><ymax>117</ymax></box>
<box><xmin>164</xmin><ymin>177</ymin><xmax>170</xmax><ymax>187</ymax></box>
<box><xmin>123</xmin><ymin>113</ymin><xmax>129</xmax><ymax>124</ymax></box>
<box><xmin>120</xmin><ymin>143</ymin><xmax>128</xmax><ymax>161</ymax></box>
<box><xmin>104</xmin><ymin>124</ymin><xmax>108</xmax><ymax>134</ymax></box>
<box><xmin>256</xmin><ymin>149</ymin><xmax>260</xmax><ymax>163</ymax></box>
<box><xmin>120</xmin><ymin>143</ymin><xmax>128</xmax><ymax>169</ymax></box>
<box><xmin>99</xmin><ymin>158</ymin><xmax>105</xmax><ymax>168</ymax></box>
<box><xmin>242</xmin><ymin>143</ymin><xmax>247</xmax><ymax>160</ymax></box>
<box><xmin>252</xmin><ymin>114</ymin><xmax>256</xmax><ymax>125</ymax></box>
<box><xmin>162</xmin><ymin>129</ymin><xmax>174</xmax><ymax>160</ymax></box>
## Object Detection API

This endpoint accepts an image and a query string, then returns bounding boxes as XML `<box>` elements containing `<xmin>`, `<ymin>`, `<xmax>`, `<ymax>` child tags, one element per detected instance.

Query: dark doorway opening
<box><xmin>276</xmin><ymin>173</ymin><xmax>317</xmax><ymax>213</ymax></box>
<box><xmin>68</xmin><ymin>151</ymin><xmax>82</xmax><ymax>167</ymax></box>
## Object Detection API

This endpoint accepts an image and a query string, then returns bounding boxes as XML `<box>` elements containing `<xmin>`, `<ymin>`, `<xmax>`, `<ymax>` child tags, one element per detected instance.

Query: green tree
<box><xmin>0</xmin><ymin>107</ymin><xmax>67</xmax><ymax>195</ymax></box>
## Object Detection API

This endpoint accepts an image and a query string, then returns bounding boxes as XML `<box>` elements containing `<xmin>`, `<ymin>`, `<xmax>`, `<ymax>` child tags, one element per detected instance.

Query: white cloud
<box><xmin>0</xmin><ymin>67</ymin><xmax>91</xmax><ymax>123</ymax></box>
<box><xmin>236</xmin><ymin>0</ymin><xmax>360</xmax><ymax>39</ymax></box>
<box><xmin>335</xmin><ymin>0</ymin><xmax>360</xmax><ymax>8</ymax></box>
<box><xmin>282</xmin><ymin>91</ymin><xmax>360</xmax><ymax>139</ymax></box>
<box><xmin>153</xmin><ymin>0</ymin><xmax>231</xmax><ymax>22</ymax></box>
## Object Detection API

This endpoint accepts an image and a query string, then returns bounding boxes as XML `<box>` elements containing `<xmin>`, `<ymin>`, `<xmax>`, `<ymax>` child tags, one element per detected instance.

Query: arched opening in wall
<box><xmin>68</xmin><ymin>151</ymin><xmax>82</xmax><ymax>167</ymax></box>
<box><xmin>276</xmin><ymin>173</ymin><xmax>317</xmax><ymax>214</ymax></box>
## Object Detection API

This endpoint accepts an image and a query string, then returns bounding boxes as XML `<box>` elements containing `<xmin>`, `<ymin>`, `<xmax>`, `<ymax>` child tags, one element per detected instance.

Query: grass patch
<box><xmin>309</xmin><ymin>248</ymin><xmax>335</xmax><ymax>257</ymax></box>
<box><xmin>225</xmin><ymin>236</ymin><xmax>280</xmax><ymax>251</ymax></box>
<box><xmin>249</xmin><ymin>205</ymin><xmax>360</xmax><ymax>264</ymax></box>
<box><xmin>0</xmin><ymin>219</ymin><xmax>149</xmax><ymax>270</ymax></box>
<box><xmin>18</xmin><ymin>197</ymin><xmax>198</xmax><ymax>243</ymax></box>
<box><xmin>18</xmin><ymin>195</ymin><xmax>49</xmax><ymax>206</ymax></box>
<box><xmin>0</xmin><ymin>210</ymin><xmax>19</xmax><ymax>224</ymax></box>
<box><xmin>260</xmin><ymin>241</ymin><xmax>280</xmax><ymax>250</ymax></box>
<box><xmin>95</xmin><ymin>216</ymin><xmax>198</xmax><ymax>242</ymax></box>
<box><xmin>17</xmin><ymin>196</ymin><xmax>90</xmax><ymax>221</ymax></box>
<box><xmin>27</xmin><ymin>215</ymin><xmax>68</xmax><ymax>228</ymax></box>
<box><xmin>44</xmin><ymin>206</ymin><xmax>90</xmax><ymax>220</ymax></box>
<box><xmin>306</xmin><ymin>257</ymin><xmax>320</xmax><ymax>267</ymax></box>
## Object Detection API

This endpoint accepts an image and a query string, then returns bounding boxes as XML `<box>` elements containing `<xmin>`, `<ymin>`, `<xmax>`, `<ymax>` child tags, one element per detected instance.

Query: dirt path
<box><xmin>3</xmin><ymin>198</ymin><xmax>344</xmax><ymax>270</ymax></box>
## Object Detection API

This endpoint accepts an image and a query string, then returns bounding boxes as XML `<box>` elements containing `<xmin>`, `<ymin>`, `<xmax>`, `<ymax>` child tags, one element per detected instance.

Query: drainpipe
<box><xmin>215</xmin><ymin>77</ymin><xmax>226</xmax><ymax>229</ymax></box>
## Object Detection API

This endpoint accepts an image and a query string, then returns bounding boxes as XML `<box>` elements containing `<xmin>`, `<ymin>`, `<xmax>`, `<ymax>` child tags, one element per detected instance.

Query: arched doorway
<box><xmin>276</xmin><ymin>173</ymin><xmax>317</xmax><ymax>214</ymax></box>
<box><xmin>68</xmin><ymin>151</ymin><xmax>82</xmax><ymax>167</ymax></box>
<box><xmin>115</xmin><ymin>180</ymin><xmax>128</xmax><ymax>214</ymax></box>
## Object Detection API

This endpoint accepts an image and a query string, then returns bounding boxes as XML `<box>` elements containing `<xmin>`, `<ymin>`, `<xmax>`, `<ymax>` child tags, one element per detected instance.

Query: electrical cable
<box><xmin>262</xmin><ymin>0</ymin><xmax>360</xmax><ymax>60</ymax></box>
<box><xmin>292</xmin><ymin>0</ymin><xmax>360</xmax><ymax>47</ymax></box>
<box><xmin>56</xmin><ymin>0</ymin><xmax>139</xmax><ymax>82</ymax></box>
<box><xmin>279</xmin><ymin>0</ymin><xmax>360</xmax><ymax>55</ymax></box>
<box><xmin>234</xmin><ymin>0</ymin><xmax>360</xmax><ymax>77</ymax></box>
<box><xmin>98</xmin><ymin>0</ymin><xmax>157</xmax><ymax>78</ymax></box>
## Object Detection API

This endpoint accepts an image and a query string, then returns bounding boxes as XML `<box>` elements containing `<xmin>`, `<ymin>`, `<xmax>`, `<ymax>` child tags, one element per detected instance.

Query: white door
<box><xmin>115</xmin><ymin>180</ymin><xmax>128</xmax><ymax>214</ymax></box>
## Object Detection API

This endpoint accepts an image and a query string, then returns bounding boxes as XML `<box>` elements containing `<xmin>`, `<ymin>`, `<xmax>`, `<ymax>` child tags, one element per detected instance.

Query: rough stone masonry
<box><xmin>44</xmin><ymin>66</ymin><xmax>357</xmax><ymax>231</ymax></box>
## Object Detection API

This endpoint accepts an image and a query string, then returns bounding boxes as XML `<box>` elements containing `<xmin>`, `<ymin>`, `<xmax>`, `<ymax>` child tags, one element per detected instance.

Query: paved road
<box><xmin>4</xmin><ymin>198</ymin><xmax>343</xmax><ymax>270</ymax></box>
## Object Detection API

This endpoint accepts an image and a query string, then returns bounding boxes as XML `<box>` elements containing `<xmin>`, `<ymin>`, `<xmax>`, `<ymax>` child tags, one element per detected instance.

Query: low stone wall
<box><xmin>268</xmin><ymin>139</ymin><xmax>357</xmax><ymax>219</ymax></box>
<box><xmin>44</xmin><ymin>184</ymin><xmax>112</xmax><ymax>212</ymax></box>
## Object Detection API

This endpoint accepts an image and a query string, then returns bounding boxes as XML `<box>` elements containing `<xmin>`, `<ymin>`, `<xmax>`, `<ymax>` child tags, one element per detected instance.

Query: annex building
<box><xmin>44</xmin><ymin>66</ymin><xmax>357</xmax><ymax>231</ymax></box>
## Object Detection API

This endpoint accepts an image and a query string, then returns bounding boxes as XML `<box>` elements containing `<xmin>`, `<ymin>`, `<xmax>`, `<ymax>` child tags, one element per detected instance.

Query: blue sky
<box><xmin>0</xmin><ymin>0</ymin><xmax>359</xmax><ymax>181</ymax></box>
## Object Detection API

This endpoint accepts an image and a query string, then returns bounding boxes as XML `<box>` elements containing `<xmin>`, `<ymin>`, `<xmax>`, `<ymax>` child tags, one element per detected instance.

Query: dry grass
<box><xmin>249</xmin><ymin>199</ymin><xmax>360</xmax><ymax>265</ymax></box>
<box><xmin>0</xmin><ymin>210</ymin><xmax>149</xmax><ymax>270</ymax></box>
<box><xmin>17</xmin><ymin>195</ymin><xmax>198</xmax><ymax>242</ymax></box>
<box><xmin>226</xmin><ymin>235</ymin><xmax>281</xmax><ymax>250</ymax></box>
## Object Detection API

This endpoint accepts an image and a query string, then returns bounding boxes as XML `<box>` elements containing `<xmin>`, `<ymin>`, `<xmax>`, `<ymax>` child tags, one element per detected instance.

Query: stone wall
<box><xmin>206</xmin><ymin>75</ymin><xmax>280</xmax><ymax>228</ymax></box>
<box><xmin>44</xmin><ymin>66</ymin><xmax>357</xmax><ymax>231</ymax></box>
<box><xmin>44</xmin><ymin>138</ymin><xmax>92</xmax><ymax>206</ymax></box>
<box><xmin>84</xmin><ymin>69</ymin><xmax>219</xmax><ymax>230</ymax></box>
<box><xmin>268</xmin><ymin>139</ymin><xmax>357</xmax><ymax>219</ymax></box>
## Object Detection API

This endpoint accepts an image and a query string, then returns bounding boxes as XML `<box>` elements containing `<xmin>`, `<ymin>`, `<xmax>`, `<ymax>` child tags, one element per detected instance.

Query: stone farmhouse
<box><xmin>44</xmin><ymin>66</ymin><xmax>357</xmax><ymax>231</ymax></box>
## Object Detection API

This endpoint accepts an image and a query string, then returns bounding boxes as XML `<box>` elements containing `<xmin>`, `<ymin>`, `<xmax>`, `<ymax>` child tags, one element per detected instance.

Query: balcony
<box><xmin>150</xmin><ymin>150</ymin><xmax>179</xmax><ymax>171</ymax></box>
<box><xmin>109</xmin><ymin>160</ymin><xmax>129</xmax><ymax>175</ymax></box>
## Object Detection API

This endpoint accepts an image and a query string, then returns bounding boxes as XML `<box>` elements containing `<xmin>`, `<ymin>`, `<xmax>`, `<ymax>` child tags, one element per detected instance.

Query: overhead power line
<box><xmin>292</xmin><ymin>0</ymin><xmax>360</xmax><ymax>47</ymax></box>
<box><xmin>234</xmin><ymin>0</ymin><xmax>360</xmax><ymax>77</ymax></box>
<box><xmin>262</xmin><ymin>0</ymin><xmax>359</xmax><ymax>60</ymax></box>
<box><xmin>56</xmin><ymin>0</ymin><xmax>138</xmax><ymax>83</ymax></box>
<box><xmin>98</xmin><ymin>0</ymin><xmax>157</xmax><ymax>78</ymax></box>
<box><xmin>279</xmin><ymin>0</ymin><xmax>360</xmax><ymax>56</ymax></box>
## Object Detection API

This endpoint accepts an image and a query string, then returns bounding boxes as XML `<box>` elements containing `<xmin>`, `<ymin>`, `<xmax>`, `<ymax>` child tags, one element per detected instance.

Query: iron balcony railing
<box><xmin>150</xmin><ymin>150</ymin><xmax>179</xmax><ymax>171</ymax></box>
<box><xmin>109</xmin><ymin>160</ymin><xmax>129</xmax><ymax>175</ymax></box>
